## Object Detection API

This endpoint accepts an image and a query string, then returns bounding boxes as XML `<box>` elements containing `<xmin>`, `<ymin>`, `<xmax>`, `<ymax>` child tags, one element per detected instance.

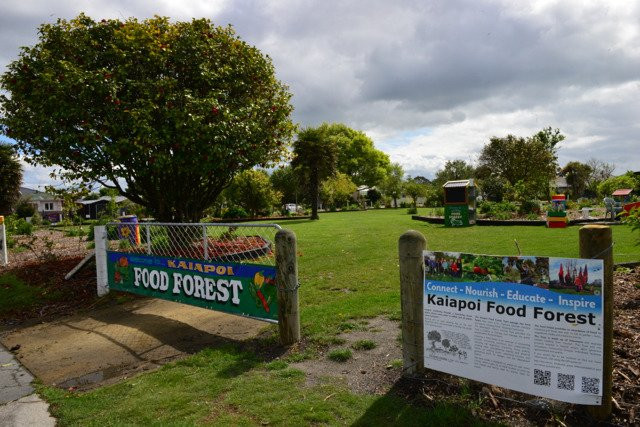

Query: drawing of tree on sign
<box><xmin>427</xmin><ymin>330</ymin><xmax>441</xmax><ymax>349</ymax></box>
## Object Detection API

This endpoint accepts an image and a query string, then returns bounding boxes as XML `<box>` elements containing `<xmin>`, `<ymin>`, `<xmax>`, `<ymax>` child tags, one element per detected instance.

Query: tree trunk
<box><xmin>310</xmin><ymin>169</ymin><xmax>319</xmax><ymax>220</ymax></box>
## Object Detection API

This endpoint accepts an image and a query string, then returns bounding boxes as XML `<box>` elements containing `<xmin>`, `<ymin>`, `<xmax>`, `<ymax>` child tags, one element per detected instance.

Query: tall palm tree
<box><xmin>291</xmin><ymin>127</ymin><xmax>338</xmax><ymax>220</ymax></box>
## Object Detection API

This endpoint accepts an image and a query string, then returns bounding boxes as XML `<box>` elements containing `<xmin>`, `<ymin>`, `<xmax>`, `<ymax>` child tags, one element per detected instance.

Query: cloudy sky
<box><xmin>1</xmin><ymin>0</ymin><xmax>639</xmax><ymax>189</ymax></box>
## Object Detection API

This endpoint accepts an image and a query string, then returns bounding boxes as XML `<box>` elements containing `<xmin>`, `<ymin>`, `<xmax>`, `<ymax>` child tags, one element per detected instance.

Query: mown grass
<box><xmin>40</xmin><ymin>347</ymin><xmax>491</xmax><ymax>426</ymax></box>
<box><xmin>40</xmin><ymin>208</ymin><xmax>638</xmax><ymax>425</ymax></box>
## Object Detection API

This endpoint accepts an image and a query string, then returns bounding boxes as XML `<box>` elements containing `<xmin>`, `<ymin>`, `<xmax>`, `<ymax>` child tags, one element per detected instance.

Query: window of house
<box><xmin>44</xmin><ymin>202</ymin><xmax>54</xmax><ymax>211</ymax></box>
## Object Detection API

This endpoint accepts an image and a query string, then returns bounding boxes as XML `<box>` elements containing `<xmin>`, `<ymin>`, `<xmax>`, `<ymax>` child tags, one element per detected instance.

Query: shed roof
<box><xmin>612</xmin><ymin>189</ymin><xmax>633</xmax><ymax>196</ymax></box>
<box><xmin>443</xmin><ymin>179</ymin><xmax>474</xmax><ymax>188</ymax></box>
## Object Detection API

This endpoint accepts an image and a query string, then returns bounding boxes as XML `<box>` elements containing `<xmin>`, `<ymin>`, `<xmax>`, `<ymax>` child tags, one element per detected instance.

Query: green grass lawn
<box><xmin>40</xmin><ymin>208</ymin><xmax>639</xmax><ymax>425</ymax></box>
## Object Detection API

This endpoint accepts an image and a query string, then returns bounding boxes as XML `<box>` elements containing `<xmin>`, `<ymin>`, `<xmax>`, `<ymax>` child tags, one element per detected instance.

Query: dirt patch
<box><xmin>0</xmin><ymin>298</ymin><xmax>267</xmax><ymax>390</ymax></box>
<box><xmin>3</xmin><ymin>229</ymin><xmax>91</xmax><ymax>270</ymax></box>
<box><xmin>291</xmin><ymin>317</ymin><xmax>403</xmax><ymax>395</ymax></box>
<box><xmin>0</xmin><ymin>256</ymin><xmax>99</xmax><ymax>325</ymax></box>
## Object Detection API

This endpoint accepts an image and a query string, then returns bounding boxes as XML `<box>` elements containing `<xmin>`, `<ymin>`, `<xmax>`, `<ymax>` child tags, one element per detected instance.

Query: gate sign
<box><xmin>107</xmin><ymin>252</ymin><xmax>278</xmax><ymax>323</ymax></box>
<box><xmin>423</xmin><ymin>251</ymin><xmax>603</xmax><ymax>404</ymax></box>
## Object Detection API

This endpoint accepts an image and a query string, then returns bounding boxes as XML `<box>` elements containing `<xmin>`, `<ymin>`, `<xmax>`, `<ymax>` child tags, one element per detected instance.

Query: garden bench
<box><xmin>603</xmin><ymin>197</ymin><xmax>622</xmax><ymax>220</ymax></box>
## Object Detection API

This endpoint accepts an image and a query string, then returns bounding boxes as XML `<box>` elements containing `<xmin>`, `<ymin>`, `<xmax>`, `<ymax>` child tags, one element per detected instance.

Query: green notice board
<box><xmin>445</xmin><ymin>205</ymin><xmax>469</xmax><ymax>227</ymax></box>
<box><xmin>107</xmin><ymin>252</ymin><xmax>278</xmax><ymax>323</ymax></box>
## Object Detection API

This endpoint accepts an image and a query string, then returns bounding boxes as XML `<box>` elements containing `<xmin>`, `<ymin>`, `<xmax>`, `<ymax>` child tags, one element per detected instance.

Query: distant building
<box><xmin>19</xmin><ymin>187</ymin><xmax>64</xmax><ymax>223</ymax></box>
<box><xmin>551</xmin><ymin>176</ymin><xmax>571</xmax><ymax>194</ymax></box>
<box><xmin>77</xmin><ymin>196</ymin><xmax>129</xmax><ymax>220</ymax></box>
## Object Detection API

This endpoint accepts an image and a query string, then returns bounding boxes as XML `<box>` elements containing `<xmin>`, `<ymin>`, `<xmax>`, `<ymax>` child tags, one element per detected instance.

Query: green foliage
<box><xmin>623</xmin><ymin>207</ymin><xmax>640</xmax><ymax>239</ymax></box>
<box><xmin>292</xmin><ymin>126</ymin><xmax>339</xmax><ymax>220</ymax></box>
<box><xmin>478</xmin><ymin>128</ymin><xmax>563</xmax><ymax>200</ymax></box>
<box><xmin>406</xmin><ymin>206</ymin><xmax>418</xmax><ymax>214</ymax></box>
<box><xmin>434</xmin><ymin>160</ymin><xmax>475</xmax><ymax>187</ymax></box>
<box><xmin>222</xmin><ymin>206</ymin><xmax>249</xmax><ymax>219</ymax></box>
<box><xmin>321</xmin><ymin>123</ymin><xmax>391</xmax><ymax>186</ymax></box>
<box><xmin>14</xmin><ymin>218</ymin><xmax>33</xmax><ymax>235</ymax></box>
<box><xmin>597</xmin><ymin>173</ymin><xmax>639</xmax><ymax>198</ymax></box>
<box><xmin>224</xmin><ymin>169</ymin><xmax>280</xmax><ymax>218</ymax></box>
<box><xmin>321</xmin><ymin>172</ymin><xmax>357</xmax><ymax>210</ymax></box>
<box><xmin>403</xmin><ymin>179</ymin><xmax>428</xmax><ymax>207</ymax></box>
<box><xmin>518</xmin><ymin>200</ymin><xmax>540</xmax><ymax>215</ymax></box>
<box><xmin>30</xmin><ymin>211</ymin><xmax>43</xmax><ymax>226</ymax></box>
<box><xmin>352</xmin><ymin>339</ymin><xmax>376</xmax><ymax>350</ymax></box>
<box><xmin>327</xmin><ymin>348</ymin><xmax>353</xmax><ymax>362</ymax></box>
<box><xmin>14</xmin><ymin>197</ymin><xmax>36</xmax><ymax>219</ymax></box>
<box><xmin>561</xmin><ymin>161</ymin><xmax>592</xmax><ymax>198</ymax></box>
<box><xmin>478</xmin><ymin>201</ymin><xmax>517</xmax><ymax>218</ymax></box>
<box><xmin>379</xmin><ymin>162</ymin><xmax>404</xmax><ymax>207</ymax></box>
<box><xmin>1</xmin><ymin>14</ymin><xmax>295</xmax><ymax>222</ymax></box>
<box><xmin>0</xmin><ymin>143</ymin><xmax>22</xmax><ymax>215</ymax></box>
<box><xmin>479</xmin><ymin>175</ymin><xmax>507</xmax><ymax>202</ymax></box>
<box><xmin>270</xmin><ymin>165</ymin><xmax>304</xmax><ymax>206</ymax></box>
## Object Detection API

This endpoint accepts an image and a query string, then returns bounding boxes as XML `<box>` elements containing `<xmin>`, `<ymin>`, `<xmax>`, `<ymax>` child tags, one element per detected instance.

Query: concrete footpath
<box><xmin>0</xmin><ymin>343</ymin><xmax>55</xmax><ymax>426</ymax></box>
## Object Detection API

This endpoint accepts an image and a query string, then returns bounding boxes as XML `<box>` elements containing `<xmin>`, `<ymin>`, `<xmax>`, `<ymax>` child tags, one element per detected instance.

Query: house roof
<box><xmin>612</xmin><ymin>189</ymin><xmax>633</xmax><ymax>196</ymax></box>
<box><xmin>77</xmin><ymin>196</ymin><xmax>128</xmax><ymax>205</ymax></box>
<box><xmin>19</xmin><ymin>187</ymin><xmax>60</xmax><ymax>202</ymax></box>
<box><xmin>554</xmin><ymin>176</ymin><xmax>569</xmax><ymax>188</ymax></box>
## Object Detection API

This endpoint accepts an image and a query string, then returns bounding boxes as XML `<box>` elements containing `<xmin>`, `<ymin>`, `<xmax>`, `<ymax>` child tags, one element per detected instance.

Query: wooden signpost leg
<box><xmin>579</xmin><ymin>225</ymin><xmax>613</xmax><ymax>421</ymax></box>
<box><xmin>95</xmin><ymin>225</ymin><xmax>109</xmax><ymax>297</ymax></box>
<box><xmin>275</xmin><ymin>229</ymin><xmax>300</xmax><ymax>346</ymax></box>
<box><xmin>398</xmin><ymin>230</ymin><xmax>427</xmax><ymax>375</ymax></box>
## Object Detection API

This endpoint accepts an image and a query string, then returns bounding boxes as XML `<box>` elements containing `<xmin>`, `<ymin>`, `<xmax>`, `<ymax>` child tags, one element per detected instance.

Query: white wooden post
<box><xmin>0</xmin><ymin>222</ymin><xmax>7</xmax><ymax>266</ymax></box>
<box><xmin>94</xmin><ymin>225</ymin><xmax>109</xmax><ymax>296</ymax></box>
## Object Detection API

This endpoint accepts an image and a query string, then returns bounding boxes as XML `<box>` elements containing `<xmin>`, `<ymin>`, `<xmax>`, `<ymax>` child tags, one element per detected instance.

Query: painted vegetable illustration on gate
<box><xmin>113</xmin><ymin>256</ymin><xmax>129</xmax><ymax>284</ymax></box>
<box><xmin>250</xmin><ymin>271</ymin><xmax>276</xmax><ymax>313</ymax></box>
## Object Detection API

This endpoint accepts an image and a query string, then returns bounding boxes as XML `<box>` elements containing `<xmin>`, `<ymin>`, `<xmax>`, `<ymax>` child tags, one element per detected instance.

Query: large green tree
<box><xmin>0</xmin><ymin>15</ymin><xmax>295</xmax><ymax>222</ymax></box>
<box><xmin>291</xmin><ymin>127</ymin><xmax>338</xmax><ymax>220</ymax></box>
<box><xmin>0</xmin><ymin>142</ymin><xmax>22</xmax><ymax>215</ymax></box>
<box><xmin>270</xmin><ymin>165</ymin><xmax>304</xmax><ymax>206</ymax></box>
<box><xmin>433</xmin><ymin>160</ymin><xmax>475</xmax><ymax>186</ymax></box>
<box><xmin>478</xmin><ymin>128</ymin><xmax>564</xmax><ymax>200</ymax></box>
<box><xmin>224</xmin><ymin>169</ymin><xmax>280</xmax><ymax>217</ymax></box>
<box><xmin>561</xmin><ymin>161</ymin><xmax>592</xmax><ymax>198</ymax></box>
<box><xmin>380</xmin><ymin>162</ymin><xmax>404</xmax><ymax>208</ymax></box>
<box><xmin>320</xmin><ymin>123</ymin><xmax>390</xmax><ymax>186</ymax></box>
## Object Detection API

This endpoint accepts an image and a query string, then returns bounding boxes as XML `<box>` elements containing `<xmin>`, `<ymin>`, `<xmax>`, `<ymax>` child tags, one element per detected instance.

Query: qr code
<box><xmin>534</xmin><ymin>369</ymin><xmax>551</xmax><ymax>387</ymax></box>
<box><xmin>581</xmin><ymin>377</ymin><xmax>600</xmax><ymax>394</ymax></box>
<box><xmin>557</xmin><ymin>373</ymin><xmax>575</xmax><ymax>391</ymax></box>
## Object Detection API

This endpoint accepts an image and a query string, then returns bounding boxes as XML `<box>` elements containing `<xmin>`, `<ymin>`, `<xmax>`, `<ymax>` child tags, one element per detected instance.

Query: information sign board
<box><xmin>423</xmin><ymin>251</ymin><xmax>603</xmax><ymax>404</ymax></box>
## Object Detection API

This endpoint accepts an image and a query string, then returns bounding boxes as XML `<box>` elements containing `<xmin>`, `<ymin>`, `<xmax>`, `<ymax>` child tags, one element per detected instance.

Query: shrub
<box><xmin>518</xmin><ymin>200</ymin><xmax>540</xmax><ymax>215</ymax></box>
<box><xmin>30</xmin><ymin>211</ymin><xmax>43</xmax><ymax>226</ymax></box>
<box><xmin>14</xmin><ymin>218</ymin><xmax>33</xmax><ymax>235</ymax></box>
<box><xmin>478</xmin><ymin>201</ymin><xmax>517</xmax><ymax>218</ymax></box>
<box><xmin>222</xmin><ymin>206</ymin><xmax>249</xmax><ymax>219</ymax></box>
<box><xmin>406</xmin><ymin>206</ymin><xmax>418</xmax><ymax>215</ymax></box>
<box><xmin>14</xmin><ymin>199</ymin><xmax>36</xmax><ymax>219</ymax></box>
<box><xmin>327</xmin><ymin>348</ymin><xmax>352</xmax><ymax>362</ymax></box>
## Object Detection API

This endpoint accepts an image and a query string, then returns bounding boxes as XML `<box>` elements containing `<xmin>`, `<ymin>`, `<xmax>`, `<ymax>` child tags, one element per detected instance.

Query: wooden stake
<box><xmin>579</xmin><ymin>225</ymin><xmax>613</xmax><ymax>421</ymax></box>
<box><xmin>275</xmin><ymin>229</ymin><xmax>301</xmax><ymax>345</ymax></box>
<box><xmin>398</xmin><ymin>230</ymin><xmax>427</xmax><ymax>375</ymax></box>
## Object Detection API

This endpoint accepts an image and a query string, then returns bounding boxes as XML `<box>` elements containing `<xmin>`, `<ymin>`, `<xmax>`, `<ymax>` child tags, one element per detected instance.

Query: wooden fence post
<box><xmin>579</xmin><ymin>225</ymin><xmax>613</xmax><ymax>421</ymax></box>
<box><xmin>399</xmin><ymin>230</ymin><xmax>427</xmax><ymax>375</ymax></box>
<box><xmin>94</xmin><ymin>225</ymin><xmax>109</xmax><ymax>297</ymax></box>
<box><xmin>275</xmin><ymin>229</ymin><xmax>300</xmax><ymax>345</ymax></box>
<box><xmin>0</xmin><ymin>219</ymin><xmax>7</xmax><ymax>267</ymax></box>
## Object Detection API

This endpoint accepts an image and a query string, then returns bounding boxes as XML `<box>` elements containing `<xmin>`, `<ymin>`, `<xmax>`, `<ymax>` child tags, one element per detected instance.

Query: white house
<box><xmin>19</xmin><ymin>187</ymin><xmax>64</xmax><ymax>223</ymax></box>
